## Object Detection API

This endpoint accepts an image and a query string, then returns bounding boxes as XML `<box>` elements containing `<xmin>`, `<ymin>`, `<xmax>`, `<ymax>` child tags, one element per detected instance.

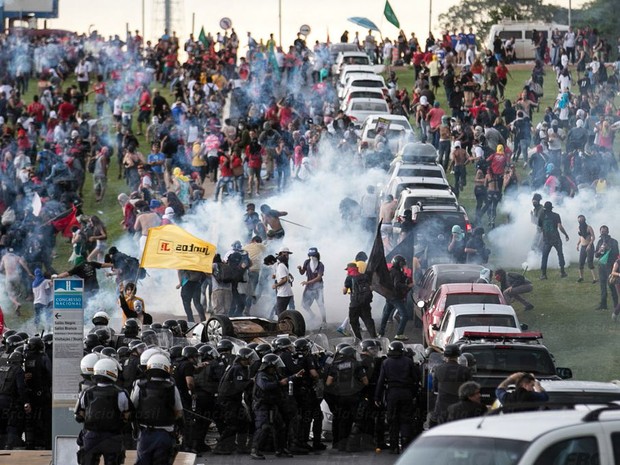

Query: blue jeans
<box><xmin>136</xmin><ymin>429</ymin><xmax>176</xmax><ymax>465</ymax></box>
<box><xmin>214</xmin><ymin>176</ymin><xmax>233</xmax><ymax>200</ymax></box>
<box><xmin>379</xmin><ymin>297</ymin><xmax>410</xmax><ymax>335</ymax></box>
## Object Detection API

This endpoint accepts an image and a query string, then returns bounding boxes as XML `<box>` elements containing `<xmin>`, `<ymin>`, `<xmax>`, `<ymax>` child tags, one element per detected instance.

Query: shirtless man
<box><xmin>449</xmin><ymin>141</ymin><xmax>469</xmax><ymax>198</ymax></box>
<box><xmin>577</xmin><ymin>215</ymin><xmax>597</xmax><ymax>283</ymax></box>
<box><xmin>133</xmin><ymin>200</ymin><xmax>162</xmax><ymax>254</ymax></box>
<box><xmin>379</xmin><ymin>195</ymin><xmax>397</xmax><ymax>248</ymax></box>
<box><xmin>0</xmin><ymin>248</ymin><xmax>34</xmax><ymax>313</ymax></box>
<box><xmin>260</xmin><ymin>204</ymin><xmax>287</xmax><ymax>240</ymax></box>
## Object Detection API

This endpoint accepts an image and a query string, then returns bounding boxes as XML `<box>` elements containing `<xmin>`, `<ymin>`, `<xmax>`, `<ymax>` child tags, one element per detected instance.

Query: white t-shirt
<box><xmin>275</xmin><ymin>262</ymin><xmax>293</xmax><ymax>297</ymax></box>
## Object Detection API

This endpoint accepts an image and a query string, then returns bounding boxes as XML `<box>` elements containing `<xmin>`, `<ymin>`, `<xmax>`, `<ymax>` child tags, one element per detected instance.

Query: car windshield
<box><xmin>349</xmin><ymin>91</ymin><xmax>383</xmax><ymax>101</ymax></box>
<box><xmin>436</xmin><ymin>272</ymin><xmax>482</xmax><ymax>287</ymax></box>
<box><xmin>351</xmin><ymin>80</ymin><xmax>383</xmax><ymax>88</ymax></box>
<box><xmin>445</xmin><ymin>294</ymin><xmax>501</xmax><ymax>307</ymax></box>
<box><xmin>397</xmin><ymin>168</ymin><xmax>443</xmax><ymax>178</ymax></box>
<box><xmin>400</xmin><ymin>436</ymin><xmax>528</xmax><ymax>465</ymax></box>
<box><xmin>465</xmin><ymin>346</ymin><xmax>556</xmax><ymax>375</ymax></box>
<box><xmin>404</xmin><ymin>196</ymin><xmax>455</xmax><ymax>210</ymax></box>
<box><xmin>395</xmin><ymin>183</ymin><xmax>447</xmax><ymax>198</ymax></box>
<box><xmin>351</xmin><ymin>102</ymin><xmax>388</xmax><ymax>112</ymax></box>
<box><xmin>455</xmin><ymin>314</ymin><xmax>516</xmax><ymax>328</ymax></box>
<box><xmin>342</xmin><ymin>56</ymin><xmax>370</xmax><ymax>65</ymax></box>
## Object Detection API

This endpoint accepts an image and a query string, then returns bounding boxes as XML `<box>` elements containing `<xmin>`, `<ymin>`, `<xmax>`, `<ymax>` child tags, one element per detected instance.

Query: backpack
<box><xmin>116</xmin><ymin>253</ymin><xmax>146</xmax><ymax>281</ymax></box>
<box><xmin>350</xmin><ymin>274</ymin><xmax>373</xmax><ymax>306</ymax></box>
<box><xmin>87</xmin><ymin>156</ymin><xmax>96</xmax><ymax>174</ymax></box>
<box><xmin>219</xmin><ymin>251</ymin><xmax>250</xmax><ymax>283</ymax></box>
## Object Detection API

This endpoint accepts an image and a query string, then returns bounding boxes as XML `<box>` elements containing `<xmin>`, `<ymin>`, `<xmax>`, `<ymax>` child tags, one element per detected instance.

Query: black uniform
<box><xmin>375</xmin><ymin>354</ymin><xmax>421</xmax><ymax>451</ymax></box>
<box><xmin>214</xmin><ymin>360</ymin><xmax>252</xmax><ymax>454</ymax></box>
<box><xmin>252</xmin><ymin>368</ymin><xmax>287</xmax><ymax>454</ymax></box>
<box><xmin>132</xmin><ymin>376</ymin><xmax>182</xmax><ymax>465</ymax></box>
<box><xmin>192</xmin><ymin>358</ymin><xmax>226</xmax><ymax>452</ymax></box>
<box><xmin>0</xmin><ymin>360</ymin><xmax>28</xmax><ymax>448</ymax></box>
<box><xmin>277</xmin><ymin>349</ymin><xmax>306</xmax><ymax>452</ymax></box>
<box><xmin>354</xmin><ymin>354</ymin><xmax>386</xmax><ymax>450</ymax></box>
<box><xmin>75</xmin><ymin>382</ymin><xmax>131</xmax><ymax>465</ymax></box>
<box><xmin>24</xmin><ymin>349</ymin><xmax>52</xmax><ymax>449</ymax></box>
<box><xmin>431</xmin><ymin>360</ymin><xmax>472</xmax><ymax>425</ymax></box>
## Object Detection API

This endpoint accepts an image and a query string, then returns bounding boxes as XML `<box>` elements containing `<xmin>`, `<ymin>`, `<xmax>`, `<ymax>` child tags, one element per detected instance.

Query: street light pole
<box><xmin>568</xmin><ymin>0</ymin><xmax>572</xmax><ymax>27</ymax></box>
<box><xmin>141</xmin><ymin>0</ymin><xmax>145</xmax><ymax>38</ymax></box>
<box><xmin>278</xmin><ymin>0</ymin><xmax>282</xmax><ymax>47</ymax></box>
<box><xmin>429</xmin><ymin>0</ymin><xmax>433</xmax><ymax>35</ymax></box>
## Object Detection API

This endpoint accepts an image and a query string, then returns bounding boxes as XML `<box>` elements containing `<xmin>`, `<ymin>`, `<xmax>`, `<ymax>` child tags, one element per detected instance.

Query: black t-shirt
<box><xmin>174</xmin><ymin>359</ymin><xmax>195</xmax><ymax>406</ymax></box>
<box><xmin>538</xmin><ymin>211</ymin><xmax>562</xmax><ymax>243</ymax></box>
<box><xmin>68</xmin><ymin>261</ymin><xmax>102</xmax><ymax>293</ymax></box>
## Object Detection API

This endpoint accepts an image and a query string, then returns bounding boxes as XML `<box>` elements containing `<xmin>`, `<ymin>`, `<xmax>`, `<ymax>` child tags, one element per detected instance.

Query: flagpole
<box><xmin>429</xmin><ymin>0</ymin><xmax>433</xmax><ymax>35</ymax></box>
<box><xmin>278</xmin><ymin>0</ymin><xmax>282</xmax><ymax>47</ymax></box>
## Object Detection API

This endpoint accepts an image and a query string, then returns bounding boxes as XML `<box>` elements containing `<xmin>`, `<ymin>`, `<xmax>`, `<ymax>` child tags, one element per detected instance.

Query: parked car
<box><xmin>340</xmin><ymin>87</ymin><xmax>386</xmax><ymax>112</ymax></box>
<box><xmin>396</xmin><ymin>407</ymin><xmax>620</xmax><ymax>465</ymax></box>
<box><xmin>431</xmin><ymin>303</ymin><xmax>526</xmax><ymax>350</ymax></box>
<box><xmin>419</xmin><ymin>282</ymin><xmax>506</xmax><ymax>345</ymax></box>
<box><xmin>379</xmin><ymin>175</ymin><xmax>451</xmax><ymax>201</ymax></box>
<box><xmin>392</xmin><ymin>188</ymin><xmax>458</xmax><ymax>228</ymax></box>
<box><xmin>332</xmin><ymin>51</ymin><xmax>371</xmax><ymax>75</ymax></box>
<box><xmin>337</xmin><ymin>73</ymin><xmax>387</xmax><ymax>99</ymax></box>
<box><xmin>357</xmin><ymin>114</ymin><xmax>414</xmax><ymax>154</ymax></box>
<box><xmin>386</xmin><ymin>160</ymin><xmax>446</xmax><ymax>184</ymax></box>
<box><xmin>343</xmin><ymin>98</ymin><xmax>390</xmax><ymax>127</ymax></box>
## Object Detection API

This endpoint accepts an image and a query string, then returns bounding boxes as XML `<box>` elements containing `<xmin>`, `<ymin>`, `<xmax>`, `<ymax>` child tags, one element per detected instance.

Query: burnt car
<box><xmin>199</xmin><ymin>310</ymin><xmax>306</xmax><ymax>343</ymax></box>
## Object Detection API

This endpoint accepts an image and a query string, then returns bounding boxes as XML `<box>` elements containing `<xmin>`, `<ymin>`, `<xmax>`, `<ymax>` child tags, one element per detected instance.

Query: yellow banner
<box><xmin>140</xmin><ymin>224</ymin><xmax>216</xmax><ymax>273</ymax></box>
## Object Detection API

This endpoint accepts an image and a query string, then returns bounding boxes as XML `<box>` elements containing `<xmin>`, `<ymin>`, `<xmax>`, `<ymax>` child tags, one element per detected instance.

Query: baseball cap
<box><xmin>278</xmin><ymin>247</ymin><xmax>293</xmax><ymax>254</ymax></box>
<box><xmin>307</xmin><ymin>247</ymin><xmax>319</xmax><ymax>257</ymax></box>
<box><xmin>345</xmin><ymin>262</ymin><xmax>358</xmax><ymax>270</ymax></box>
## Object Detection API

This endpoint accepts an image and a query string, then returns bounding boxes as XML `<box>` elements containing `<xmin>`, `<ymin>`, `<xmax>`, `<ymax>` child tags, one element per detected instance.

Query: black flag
<box><xmin>365</xmin><ymin>221</ymin><xmax>396</xmax><ymax>300</ymax></box>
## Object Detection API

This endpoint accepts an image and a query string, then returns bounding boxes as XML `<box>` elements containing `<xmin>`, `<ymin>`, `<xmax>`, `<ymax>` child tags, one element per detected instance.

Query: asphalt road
<box><xmin>193</xmin><ymin>449</ymin><xmax>400</xmax><ymax>465</ymax></box>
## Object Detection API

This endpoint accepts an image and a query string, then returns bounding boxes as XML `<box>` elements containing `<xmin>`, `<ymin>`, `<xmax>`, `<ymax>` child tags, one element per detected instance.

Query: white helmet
<box><xmin>92</xmin><ymin>311</ymin><xmax>110</xmax><ymax>325</ymax></box>
<box><xmin>80</xmin><ymin>353</ymin><xmax>101</xmax><ymax>376</ymax></box>
<box><xmin>93</xmin><ymin>358</ymin><xmax>119</xmax><ymax>382</ymax></box>
<box><xmin>146</xmin><ymin>353</ymin><xmax>171</xmax><ymax>375</ymax></box>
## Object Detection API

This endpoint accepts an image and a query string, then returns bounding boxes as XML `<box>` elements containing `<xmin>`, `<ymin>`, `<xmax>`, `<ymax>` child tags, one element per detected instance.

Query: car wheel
<box><xmin>277</xmin><ymin>310</ymin><xmax>306</xmax><ymax>337</ymax></box>
<box><xmin>204</xmin><ymin>315</ymin><xmax>234</xmax><ymax>343</ymax></box>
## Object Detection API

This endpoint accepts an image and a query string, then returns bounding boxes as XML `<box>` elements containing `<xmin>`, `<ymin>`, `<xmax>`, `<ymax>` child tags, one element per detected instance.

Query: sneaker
<box><xmin>524</xmin><ymin>304</ymin><xmax>534</xmax><ymax>311</ymax></box>
<box><xmin>577</xmin><ymin>277</ymin><xmax>584</xmax><ymax>283</ymax></box>
<box><xmin>540</xmin><ymin>275</ymin><xmax>548</xmax><ymax>280</ymax></box>
<box><xmin>336</xmin><ymin>327</ymin><xmax>350</xmax><ymax>337</ymax></box>
<box><xmin>394</xmin><ymin>334</ymin><xmax>409</xmax><ymax>341</ymax></box>
<box><xmin>560</xmin><ymin>271</ymin><xmax>568</xmax><ymax>278</ymax></box>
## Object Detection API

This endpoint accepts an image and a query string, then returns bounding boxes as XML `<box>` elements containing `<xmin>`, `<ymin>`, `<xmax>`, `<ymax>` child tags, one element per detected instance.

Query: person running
<box><xmin>260</xmin><ymin>204</ymin><xmax>287</xmax><ymax>240</ymax></box>
<box><xmin>538</xmin><ymin>201</ymin><xmax>569</xmax><ymax>280</ymax></box>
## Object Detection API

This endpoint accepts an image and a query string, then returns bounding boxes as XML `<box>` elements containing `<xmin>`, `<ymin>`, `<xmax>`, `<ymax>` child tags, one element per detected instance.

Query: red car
<box><xmin>422</xmin><ymin>283</ymin><xmax>506</xmax><ymax>346</ymax></box>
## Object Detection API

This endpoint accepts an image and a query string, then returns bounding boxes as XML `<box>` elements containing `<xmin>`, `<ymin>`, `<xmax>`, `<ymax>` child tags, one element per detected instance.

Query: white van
<box><xmin>484</xmin><ymin>20</ymin><xmax>569</xmax><ymax>61</ymax></box>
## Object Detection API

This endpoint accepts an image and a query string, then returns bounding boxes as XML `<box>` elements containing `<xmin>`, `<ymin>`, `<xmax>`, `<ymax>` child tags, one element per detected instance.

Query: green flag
<box><xmin>198</xmin><ymin>26</ymin><xmax>208</xmax><ymax>47</ymax></box>
<box><xmin>384</xmin><ymin>0</ymin><xmax>400</xmax><ymax>28</ymax></box>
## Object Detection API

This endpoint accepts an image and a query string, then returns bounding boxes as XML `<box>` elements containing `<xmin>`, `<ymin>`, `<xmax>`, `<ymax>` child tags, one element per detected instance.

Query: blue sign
<box><xmin>54</xmin><ymin>278</ymin><xmax>84</xmax><ymax>310</ymax></box>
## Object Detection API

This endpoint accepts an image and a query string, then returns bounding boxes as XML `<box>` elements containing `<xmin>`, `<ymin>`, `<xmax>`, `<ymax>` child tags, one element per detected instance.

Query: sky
<box><xmin>38</xmin><ymin>0</ymin><xmax>585</xmax><ymax>47</ymax></box>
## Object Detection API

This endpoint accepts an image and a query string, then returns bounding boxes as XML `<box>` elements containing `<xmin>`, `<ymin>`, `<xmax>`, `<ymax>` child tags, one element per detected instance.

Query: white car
<box><xmin>358</xmin><ymin>114</ymin><xmax>414</xmax><ymax>153</ymax></box>
<box><xmin>397</xmin><ymin>407</ymin><xmax>620</xmax><ymax>465</ymax></box>
<box><xmin>386</xmin><ymin>162</ymin><xmax>447</xmax><ymax>185</ymax></box>
<box><xmin>379</xmin><ymin>175</ymin><xmax>451</xmax><ymax>201</ymax></box>
<box><xmin>392</xmin><ymin>187</ymin><xmax>458</xmax><ymax>226</ymax></box>
<box><xmin>340</xmin><ymin>87</ymin><xmax>385</xmax><ymax>112</ymax></box>
<box><xmin>343</xmin><ymin>98</ymin><xmax>390</xmax><ymax>127</ymax></box>
<box><xmin>431</xmin><ymin>303</ymin><xmax>526</xmax><ymax>350</ymax></box>
<box><xmin>332</xmin><ymin>51</ymin><xmax>371</xmax><ymax>76</ymax></box>
<box><xmin>338</xmin><ymin>73</ymin><xmax>387</xmax><ymax>100</ymax></box>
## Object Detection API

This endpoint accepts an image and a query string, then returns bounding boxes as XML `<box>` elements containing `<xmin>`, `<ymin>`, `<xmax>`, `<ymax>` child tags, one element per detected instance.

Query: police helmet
<box><xmin>198</xmin><ymin>344</ymin><xmax>219</xmax><ymax>361</ymax></box>
<box><xmin>163</xmin><ymin>319</ymin><xmax>182</xmax><ymax>337</ymax></box>
<box><xmin>443</xmin><ymin>344</ymin><xmax>461</xmax><ymax>358</ymax></box>
<box><xmin>182</xmin><ymin>346</ymin><xmax>199</xmax><ymax>360</ymax></box>
<box><xmin>92</xmin><ymin>311</ymin><xmax>110</xmax><ymax>326</ymax></box>
<box><xmin>237</xmin><ymin>347</ymin><xmax>259</xmax><ymax>362</ymax></box>
<box><xmin>27</xmin><ymin>337</ymin><xmax>44</xmax><ymax>353</ymax></box>
<box><xmin>255</xmin><ymin>343</ymin><xmax>272</xmax><ymax>358</ymax></box>
<box><xmin>335</xmin><ymin>342</ymin><xmax>351</xmax><ymax>354</ymax></box>
<box><xmin>458</xmin><ymin>352</ymin><xmax>477</xmax><ymax>372</ymax></box>
<box><xmin>216</xmin><ymin>339</ymin><xmax>234</xmax><ymax>353</ymax></box>
<box><xmin>129</xmin><ymin>340</ymin><xmax>147</xmax><ymax>354</ymax></box>
<box><xmin>2</xmin><ymin>329</ymin><xmax>17</xmax><ymax>344</ymax></box>
<box><xmin>93</xmin><ymin>358</ymin><xmax>119</xmax><ymax>382</ymax></box>
<box><xmin>92</xmin><ymin>345</ymin><xmax>105</xmax><ymax>354</ymax></box>
<box><xmin>14</xmin><ymin>345</ymin><xmax>25</xmax><ymax>355</ymax></box>
<box><xmin>294</xmin><ymin>338</ymin><xmax>311</xmax><ymax>355</ymax></box>
<box><xmin>84</xmin><ymin>334</ymin><xmax>100</xmax><ymax>351</ymax></box>
<box><xmin>272</xmin><ymin>336</ymin><xmax>293</xmax><ymax>352</ymax></box>
<box><xmin>140</xmin><ymin>347</ymin><xmax>162</xmax><ymax>367</ymax></box>
<box><xmin>388</xmin><ymin>340</ymin><xmax>405</xmax><ymax>355</ymax></box>
<box><xmin>6</xmin><ymin>335</ymin><xmax>23</xmax><ymax>353</ymax></box>
<box><xmin>194</xmin><ymin>342</ymin><xmax>205</xmax><ymax>351</ymax></box>
<box><xmin>176</xmin><ymin>319</ymin><xmax>190</xmax><ymax>334</ymax></box>
<box><xmin>146</xmin><ymin>353</ymin><xmax>171</xmax><ymax>376</ymax></box>
<box><xmin>8</xmin><ymin>351</ymin><xmax>24</xmax><ymax>365</ymax></box>
<box><xmin>141</xmin><ymin>329</ymin><xmax>159</xmax><ymax>347</ymax></box>
<box><xmin>150</xmin><ymin>323</ymin><xmax>163</xmax><ymax>333</ymax></box>
<box><xmin>42</xmin><ymin>333</ymin><xmax>53</xmax><ymax>346</ymax></box>
<box><xmin>391</xmin><ymin>255</ymin><xmax>406</xmax><ymax>268</ymax></box>
<box><xmin>101</xmin><ymin>347</ymin><xmax>118</xmax><ymax>360</ymax></box>
<box><xmin>361</xmin><ymin>339</ymin><xmax>382</xmax><ymax>356</ymax></box>
<box><xmin>260</xmin><ymin>353</ymin><xmax>285</xmax><ymax>370</ymax></box>
<box><xmin>169</xmin><ymin>345</ymin><xmax>183</xmax><ymax>361</ymax></box>
<box><xmin>339</xmin><ymin>346</ymin><xmax>358</xmax><ymax>359</ymax></box>
<box><xmin>94</xmin><ymin>328</ymin><xmax>111</xmax><ymax>344</ymax></box>
<box><xmin>16</xmin><ymin>332</ymin><xmax>29</xmax><ymax>341</ymax></box>
<box><xmin>247</xmin><ymin>342</ymin><xmax>259</xmax><ymax>351</ymax></box>
<box><xmin>117</xmin><ymin>346</ymin><xmax>131</xmax><ymax>362</ymax></box>
<box><xmin>80</xmin><ymin>353</ymin><xmax>101</xmax><ymax>376</ymax></box>
<box><xmin>123</xmin><ymin>319</ymin><xmax>140</xmax><ymax>337</ymax></box>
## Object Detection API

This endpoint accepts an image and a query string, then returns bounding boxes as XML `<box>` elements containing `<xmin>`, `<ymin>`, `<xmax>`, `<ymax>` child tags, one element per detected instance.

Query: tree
<box><xmin>438</xmin><ymin>0</ymin><xmax>561</xmax><ymax>42</ymax></box>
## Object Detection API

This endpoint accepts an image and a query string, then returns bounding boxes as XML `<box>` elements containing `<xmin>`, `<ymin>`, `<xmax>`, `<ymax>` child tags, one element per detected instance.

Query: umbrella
<box><xmin>347</xmin><ymin>17</ymin><xmax>380</xmax><ymax>32</ymax></box>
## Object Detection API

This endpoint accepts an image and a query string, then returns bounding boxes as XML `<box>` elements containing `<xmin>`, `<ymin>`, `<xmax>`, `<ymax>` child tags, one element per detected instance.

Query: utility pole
<box><xmin>429</xmin><ymin>0</ymin><xmax>433</xmax><ymax>35</ymax></box>
<box><xmin>278</xmin><ymin>0</ymin><xmax>282</xmax><ymax>47</ymax></box>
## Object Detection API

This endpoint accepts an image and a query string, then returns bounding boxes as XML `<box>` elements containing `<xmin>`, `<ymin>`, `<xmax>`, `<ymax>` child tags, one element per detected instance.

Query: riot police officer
<box><xmin>131</xmin><ymin>353</ymin><xmax>184</xmax><ymax>465</ymax></box>
<box><xmin>251</xmin><ymin>354</ymin><xmax>294</xmax><ymax>459</ymax></box>
<box><xmin>216</xmin><ymin>339</ymin><xmax>236</xmax><ymax>367</ymax></box>
<box><xmin>74</xmin><ymin>358</ymin><xmax>131</xmax><ymax>465</ymax></box>
<box><xmin>192</xmin><ymin>344</ymin><xmax>222</xmax><ymax>453</ymax></box>
<box><xmin>213</xmin><ymin>347</ymin><xmax>257</xmax><ymax>455</ymax></box>
<box><xmin>24</xmin><ymin>336</ymin><xmax>52</xmax><ymax>449</ymax></box>
<box><xmin>121</xmin><ymin>340</ymin><xmax>146</xmax><ymax>392</ymax></box>
<box><xmin>430</xmin><ymin>344</ymin><xmax>472</xmax><ymax>426</ymax></box>
<box><xmin>114</xmin><ymin>318</ymin><xmax>140</xmax><ymax>349</ymax></box>
<box><xmin>79</xmin><ymin>353</ymin><xmax>101</xmax><ymax>392</ymax></box>
<box><xmin>325</xmin><ymin>345</ymin><xmax>368</xmax><ymax>451</ymax></box>
<box><xmin>0</xmin><ymin>352</ymin><xmax>30</xmax><ymax>449</ymax></box>
<box><xmin>174</xmin><ymin>346</ymin><xmax>198</xmax><ymax>453</ymax></box>
<box><xmin>374</xmin><ymin>341</ymin><xmax>422</xmax><ymax>454</ymax></box>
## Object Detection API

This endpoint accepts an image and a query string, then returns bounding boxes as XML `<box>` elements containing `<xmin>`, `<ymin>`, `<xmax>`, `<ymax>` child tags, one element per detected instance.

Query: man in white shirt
<box><xmin>563</xmin><ymin>27</ymin><xmax>576</xmax><ymax>64</ymax></box>
<box><xmin>273</xmin><ymin>247</ymin><xmax>294</xmax><ymax>315</ymax></box>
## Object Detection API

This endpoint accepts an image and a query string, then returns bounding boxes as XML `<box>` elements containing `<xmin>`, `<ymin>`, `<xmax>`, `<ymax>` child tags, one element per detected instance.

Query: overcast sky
<box><xmin>42</xmin><ymin>0</ymin><xmax>583</xmax><ymax>46</ymax></box>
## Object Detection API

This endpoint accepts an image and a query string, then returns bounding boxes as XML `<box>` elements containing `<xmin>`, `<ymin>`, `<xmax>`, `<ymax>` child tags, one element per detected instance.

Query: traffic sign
<box><xmin>219</xmin><ymin>17</ymin><xmax>232</xmax><ymax>30</ymax></box>
<box><xmin>299</xmin><ymin>24</ymin><xmax>311</xmax><ymax>36</ymax></box>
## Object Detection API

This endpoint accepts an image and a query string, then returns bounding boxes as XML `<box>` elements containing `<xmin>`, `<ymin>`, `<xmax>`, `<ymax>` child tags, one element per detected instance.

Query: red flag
<box><xmin>51</xmin><ymin>205</ymin><xmax>80</xmax><ymax>238</ymax></box>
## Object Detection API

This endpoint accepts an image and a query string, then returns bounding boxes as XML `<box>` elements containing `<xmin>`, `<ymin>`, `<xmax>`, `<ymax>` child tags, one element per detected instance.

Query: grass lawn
<box><xmin>9</xmin><ymin>64</ymin><xmax>620</xmax><ymax>381</ymax></box>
